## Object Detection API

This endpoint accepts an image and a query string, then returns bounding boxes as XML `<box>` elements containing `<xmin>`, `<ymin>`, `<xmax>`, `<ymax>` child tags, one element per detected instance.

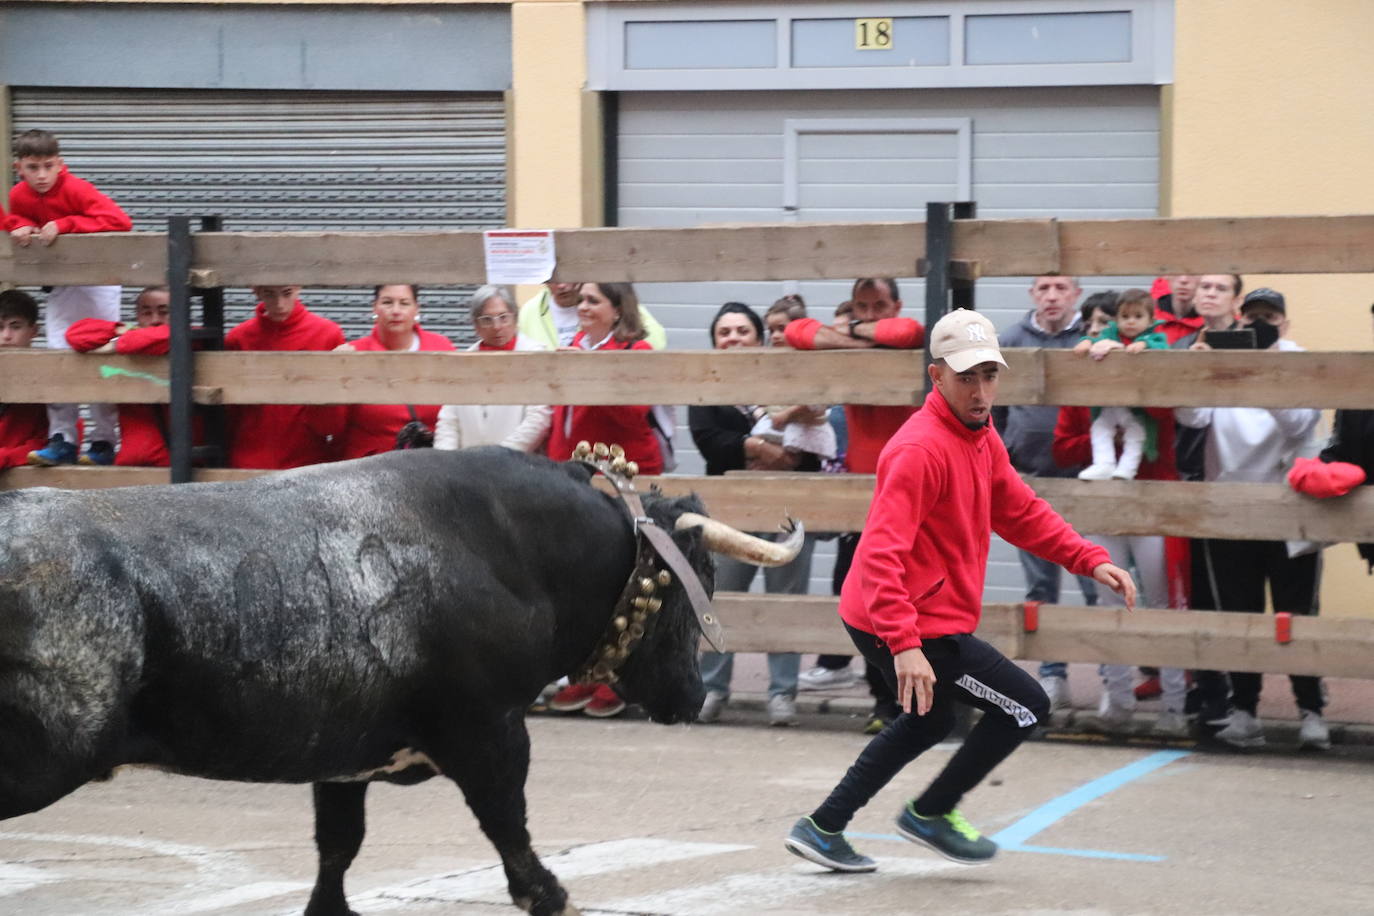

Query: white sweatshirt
<box><xmin>433</xmin><ymin>336</ymin><xmax>553</xmax><ymax>452</ymax></box>
<box><xmin>1173</xmin><ymin>339</ymin><xmax>1319</xmax><ymax>484</ymax></box>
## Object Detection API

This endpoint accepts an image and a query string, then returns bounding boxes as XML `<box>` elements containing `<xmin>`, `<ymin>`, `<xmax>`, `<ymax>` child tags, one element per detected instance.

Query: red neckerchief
<box><xmin>478</xmin><ymin>337</ymin><xmax>518</xmax><ymax>352</ymax></box>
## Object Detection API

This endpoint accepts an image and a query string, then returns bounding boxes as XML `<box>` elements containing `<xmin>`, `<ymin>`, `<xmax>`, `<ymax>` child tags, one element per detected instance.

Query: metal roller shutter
<box><xmin>11</xmin><ymin>87</ymin><xmax>506</xmax><ymax>343</ymax></box>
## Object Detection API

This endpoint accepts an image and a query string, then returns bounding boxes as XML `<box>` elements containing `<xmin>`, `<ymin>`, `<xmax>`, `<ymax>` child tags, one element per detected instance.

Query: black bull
<box><xmin>0</xmin><ymin>447</ymin><xmax>793</xmax><ymax>915</ymax></box>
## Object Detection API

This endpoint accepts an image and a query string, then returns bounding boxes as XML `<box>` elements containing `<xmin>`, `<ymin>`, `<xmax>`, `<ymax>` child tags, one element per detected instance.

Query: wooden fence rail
<box><xmin>714</xmin><ymin>596</ymin><xmax>1374</xmax><ymax>679</ymax></box>
<box><xmin>4</xmin><ymin>348</ymin><xmax>1374</xmax><ymax>409</ymax></box>
<box><xmin>3</xmin><ymin>468</ymin><xmax>1371</xmax><ymax>546</ymax></box>
<box><xmin>4</xmin><ymin>215</ymin><xmax>1374</xmax><ymax>286</ymax></box>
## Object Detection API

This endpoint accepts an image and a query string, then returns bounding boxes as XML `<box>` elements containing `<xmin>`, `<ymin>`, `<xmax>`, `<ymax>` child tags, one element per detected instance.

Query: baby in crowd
<box><xmin>1074</xmin><ymin>288</ymin><xmax>1169</xmax><ymax>480</ymax></box>
<box><xmin>752</xmin><ymin>294</ymin><xmax>836</xmax><ymax>460</ymax></box>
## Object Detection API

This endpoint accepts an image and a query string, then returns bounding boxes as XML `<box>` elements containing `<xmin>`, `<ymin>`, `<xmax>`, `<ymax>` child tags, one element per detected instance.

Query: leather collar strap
<box><xmin>578</xmin><ymin>455</ymin><xmax>725</xmax><ymax>652</ymax></box>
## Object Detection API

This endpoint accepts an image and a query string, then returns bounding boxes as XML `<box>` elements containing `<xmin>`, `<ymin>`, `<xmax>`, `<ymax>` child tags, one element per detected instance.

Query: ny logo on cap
<box><xmin>966</xmin><ymin>324</ymin><xmax>989</xmax><ymax>343</ymax></box>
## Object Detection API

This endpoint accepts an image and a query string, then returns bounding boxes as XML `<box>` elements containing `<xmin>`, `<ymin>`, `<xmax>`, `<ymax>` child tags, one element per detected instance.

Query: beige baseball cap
<box><xmin>929</xmin><ymin>309</ymin><xmax>1008</xmax><ymax>372</ymax></box>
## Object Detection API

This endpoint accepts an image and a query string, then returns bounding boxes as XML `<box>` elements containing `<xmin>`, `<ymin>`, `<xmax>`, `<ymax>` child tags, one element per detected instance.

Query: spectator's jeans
<box><xmin>1020</xmin><ymin>549</ymin><xmax>1099</xmax><ymax>679</ymax></box>
<box><xmin>45</xmin><ymin>285</ymin><xmax>122</xmax><ymax>445</ymax></box>
<box><xmin>700</xmin><ymin>533</ymin><xmax>816</xmax><ymax>699</ymax></box>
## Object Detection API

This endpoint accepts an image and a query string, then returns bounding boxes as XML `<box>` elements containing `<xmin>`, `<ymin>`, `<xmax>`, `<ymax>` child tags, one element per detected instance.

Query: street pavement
<box><xmin>4</xmin><ymin>700</ymin><xmax>1373</xmax><ymax>915</ymax></box>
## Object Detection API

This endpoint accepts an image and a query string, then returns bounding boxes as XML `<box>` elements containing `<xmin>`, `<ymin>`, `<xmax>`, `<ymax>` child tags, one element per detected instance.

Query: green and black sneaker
<box><xmin>895</xmin><ymin>803</ymin><xmax>997</xmax><ymax>865</ymax></box>
<box><xmin>784</xmin><ymin>817</ymin><xmax>878</xmax><ymax>873</ymax></box>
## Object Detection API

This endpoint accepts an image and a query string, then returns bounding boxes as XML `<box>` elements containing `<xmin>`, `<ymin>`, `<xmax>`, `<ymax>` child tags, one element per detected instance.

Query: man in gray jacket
<box><xmin>992</xmin><ymin>274</ymin><xmax>1097</xmax><ymax>711</ymax></box>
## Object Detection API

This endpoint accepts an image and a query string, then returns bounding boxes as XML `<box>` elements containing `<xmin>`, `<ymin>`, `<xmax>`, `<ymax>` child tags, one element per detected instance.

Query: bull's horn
<box><xmin>674</xmin><ymin>513</ymin><xmax>804</xmax><ymax>567</ymax></box>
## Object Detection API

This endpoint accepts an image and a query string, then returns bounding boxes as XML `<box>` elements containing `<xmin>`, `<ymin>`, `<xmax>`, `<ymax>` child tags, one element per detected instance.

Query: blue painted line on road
<box><xmin>847</xmin><ymin>832</ymin><xmax>1163</xmax><ymax>863</ymax></box>
<box><xmin>1000</xmin><ymin>843</ymin><xmax>1165</xmax><ymax>863</ymax></box>
<box><xmin>848</xmin><ymin>748</ymin><xmax>1190</xmax><ymax>864</ymax></box>
<box><xmin>991</xmin><ymin>749</ymin><xmax>1191</xmax><ymax>848</ymax></box>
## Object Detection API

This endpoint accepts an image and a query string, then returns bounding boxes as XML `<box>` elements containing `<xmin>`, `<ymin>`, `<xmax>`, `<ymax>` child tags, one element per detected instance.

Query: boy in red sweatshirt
<box><xmin>785</xmin><ymin>309</ymin><xmax>1134</xmax><ymax>873</ymax></box>
<box><xmin>224</xmin><ymin>285</ymin><xmax>344</xmax><ymax>469</ymax></box>
<box><xmin>9</xmin><ymin>130</ymin><xmax>133</xmax><ymax>466</ymax></box>
<box><xmin>0</xmin><ymin>290</ymin><xmax>52</xmax><ymax>468</ymax></box>
<box><xmin>64</xmin><ymin>286</ymin><xmax>206</xmax><ymax>467</ymax></box>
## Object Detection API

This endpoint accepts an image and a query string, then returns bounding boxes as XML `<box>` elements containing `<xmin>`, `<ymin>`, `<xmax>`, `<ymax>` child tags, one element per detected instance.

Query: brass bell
<box><xmin>593</xmin><ymin>442</ymin><xmax>610</xmax><ymax>459</ymax></box>
<box><xmin>632</xmin><ymin>596</ymin><xmax>649</xmax><ymax>610</ymax></box>
<box><xmin>610</xmin><ymin>456</ymin><xmax>628</xmax><ymax>474</ymax></box>
<box><xmin>656</xmin><ymin>570</ymin><xmax>672</xmax><ymax>587</ymax></box>
<box><xmin>592</xmin><ymin>662</ymin><xmax>611</xmax><ymax>679</ymax></box>
<box><xmin>610</xmin><ymin>444</ymin><xmax>625</xmax><ymax>459</ymax></box>
<box><xmin>631</xmin><ymin>609</ymin><xmax>646</xmax><ymax>625</ymax></box>
<box><xmin>628</xmin><ymin>622</ymin><xmax>645</xmax><ymax>639</ymax></box>
<box><xmin>624</xmin><ymin>461</ymin><xmax>639</xmax><ymax>478</ymax></box>
<box><xmin>613</xmin><ymin>616</ymin><xmax>628</xmax><ymax>632</ymax></box>
<box><xmin>646</xmin><ymin>597</ymin><xmax>662</xmax><ymax>613</ymax></box>
<box><xmin>639</xmin><ymin>577</ymin><xmax>656</xmax><ymax>595</ymax></box>
<box><xmin>573</xmin><ymin>440</ymin><xmax>592</xmax><ymax>459</ymax></box>
<box><xmin>618</xmin><ymin>631</ymin><xmax>635</xmax><ymax>650</ymax></box>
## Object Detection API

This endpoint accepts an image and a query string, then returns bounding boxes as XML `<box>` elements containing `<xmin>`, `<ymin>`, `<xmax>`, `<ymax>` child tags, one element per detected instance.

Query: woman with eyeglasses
<box><xmin>333</xmin><ymin>284</ymin><xmax>456</xmax><ymax>459</ymax></box>
<box><xmin>433</xmin><ymin>285</ymin><xmax>552</xmax><ymax>452</ymax></box>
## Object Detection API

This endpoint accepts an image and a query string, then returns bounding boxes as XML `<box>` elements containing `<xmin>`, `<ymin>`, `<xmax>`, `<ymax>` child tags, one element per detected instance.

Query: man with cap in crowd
<box><xmin>784</xmin><ymin>309</ymin><xmax>1136</xmax><ymax>872</ymax></box>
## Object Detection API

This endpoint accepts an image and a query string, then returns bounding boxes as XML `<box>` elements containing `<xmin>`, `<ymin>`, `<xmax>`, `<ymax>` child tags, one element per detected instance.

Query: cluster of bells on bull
<box><xmin>571</xmin><ymin>440</ymin><xmax>639</xmax><ymax>478</ymax></box>
<box><xmin>586</xmin><ymin>566</ymin><xmax>673</xmax><ymax>683</ymax></box>
<box><xmin>569</xmin><ymin>439</ymin><xmax>670</xmax><ymax>685</ymax></box>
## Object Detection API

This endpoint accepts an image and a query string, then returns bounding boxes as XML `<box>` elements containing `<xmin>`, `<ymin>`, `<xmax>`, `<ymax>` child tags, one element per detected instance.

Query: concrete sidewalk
<box><xmin>715</xmin><ymin>655</ymin><xmax>1374</xmax><ymax>747</ymax></box>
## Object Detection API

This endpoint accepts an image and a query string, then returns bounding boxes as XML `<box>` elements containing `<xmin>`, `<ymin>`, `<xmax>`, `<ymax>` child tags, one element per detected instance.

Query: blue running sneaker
<box><xmin>895</xmin><ymin>803</ymin><xmax>997</xmax><ymax>864</ymax></box>
<box><xmin>27</xmin><ymin>434</ymin><xmax>77</xmax><ymax>467</ymax></box>
<box><xmin>784</xmin><ymin>817</ymin><xmax>877</xmax><ymax>873</ymax></box>
<box><xmin>78</xmin><ymin>440</ymin><xmax>115</xmax><ymax>466</ymax></box>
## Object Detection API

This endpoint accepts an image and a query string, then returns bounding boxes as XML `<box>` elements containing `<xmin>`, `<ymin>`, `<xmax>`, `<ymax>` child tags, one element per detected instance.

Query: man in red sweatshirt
<box><xmin>224</xmin><ymin>285</ymin><xmax>345</xmax><ymax>469</ymax></box>
<box><xmin>785</xmin><ymin>309</ymin><xmax>1134</xmax><ymax>873</ymax></box>
<box><xmin>0</xmin><ymin>290</ymin><xmax>52</xmax><ymax>468</ymax></box>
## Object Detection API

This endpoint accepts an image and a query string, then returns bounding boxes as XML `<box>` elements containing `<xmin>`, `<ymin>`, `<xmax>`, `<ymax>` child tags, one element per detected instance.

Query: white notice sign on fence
<box><xmin>482</xmin><ymin>229</ymin><xmax>556</xmax><ymax>285</ymax></box>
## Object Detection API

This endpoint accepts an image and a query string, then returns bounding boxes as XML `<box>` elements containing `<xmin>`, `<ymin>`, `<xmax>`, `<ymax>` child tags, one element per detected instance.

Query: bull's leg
<box><xmin>304</xmin><ymin>782</ymin><xmax>368</xmax><ymax>916</ymax></box>
<box><xmin>433</xmin><ymin>712</ymin><xmax>575</xmax><ymax>916</ymax></box>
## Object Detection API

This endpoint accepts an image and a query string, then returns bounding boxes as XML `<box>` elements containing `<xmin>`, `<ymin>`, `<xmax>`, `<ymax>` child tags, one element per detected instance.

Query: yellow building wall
<box><xmin>1169</xmin><ymin>0</ymin><xmax>1374</xmax><ymax>616</ymax></box>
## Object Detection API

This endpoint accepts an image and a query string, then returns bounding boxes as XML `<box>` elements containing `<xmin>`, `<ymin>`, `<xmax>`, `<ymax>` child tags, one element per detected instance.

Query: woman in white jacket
<box><xmin>434</xmin><ymin>285</ymin><xmax>552</xmax><ymax>452</ymax></box>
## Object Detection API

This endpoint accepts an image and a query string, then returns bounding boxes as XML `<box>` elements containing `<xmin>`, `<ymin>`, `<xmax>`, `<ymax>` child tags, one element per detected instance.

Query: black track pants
<box><xmin>811</xmin><ymin>622</ymin><xmax>1049</xmax><ymax>832</ymax></box>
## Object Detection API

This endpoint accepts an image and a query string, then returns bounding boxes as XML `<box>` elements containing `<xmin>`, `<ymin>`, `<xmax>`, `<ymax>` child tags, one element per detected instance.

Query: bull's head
<box><xmin>612</xmin><ymin>493</ymin><xmax>804</xmax><ymax>725</ymax></box>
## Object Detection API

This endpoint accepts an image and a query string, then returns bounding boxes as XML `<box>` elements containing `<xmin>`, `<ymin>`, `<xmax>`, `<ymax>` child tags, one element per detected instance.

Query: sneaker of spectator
<box><xmin>548</xmin><ymin>683</ymin><xmax>598</xmax><ymax>712</ymax></box>
<box><xmin>1082</xmin><ymin>692</ymin><xmax>1134</xmax><ymax>735</ymax></box>
<box><xmin>798</xmin><ymin>664</ymin><xmax>857</xmax><ymax>691</ymax></box>
<box><xmin>698</xmin><ymin>690</ymin><xmax>727</xmax><ymax>723</ymax></box>
<box><xmin>1214</xmin><ymin>709</ymin><xmax>1265</xmax><ymax>749</ymax></box>
<box><xmin>1298</xmin><ymin>710</ymin><xmax>1331</xmax><ymax>751</ymax></box>
<box><xmin>767</xmin><ymin>693</ymin><xmax>798</xmax><ymax>727</ymax></box>
<box><xmin>1039</xmin><ymin>674</ymin><xmax>1070</xmax><ymax>713</ymax></box>
<box><xmin>27</xmin><ymin>433</ymin><xmax>77</xmax><ymax>466</ymax></box>
<box><xmin>584</xmin><ymin>685</ymin><xmax>627</xmax><ymax>718</ymax></box>
<box><xmin>1134</xmin><ymin>674</ymin><xmax>1162</xmax><ymax>700</ymax></box>
<box><xmin>1153</xmin><ymin>710</ymin><xmax>1190</xmax><ymax>738</ymax></box>
<box><xmin>79</xmin><ymin>440</ymin><xmax>115</xmax><ymax>466</ymax></box>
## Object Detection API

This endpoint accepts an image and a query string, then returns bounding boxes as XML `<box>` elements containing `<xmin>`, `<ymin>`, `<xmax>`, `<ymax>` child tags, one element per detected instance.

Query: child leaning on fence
<box><xmin>1072</xmin><ymin>289</ymin><xmax>1170</xmax><ymax>481</ymax></box>
<box><xmin>7</xmin><ymin>129</ymin><xmax>133</xmax><ymax>467</ymax></box>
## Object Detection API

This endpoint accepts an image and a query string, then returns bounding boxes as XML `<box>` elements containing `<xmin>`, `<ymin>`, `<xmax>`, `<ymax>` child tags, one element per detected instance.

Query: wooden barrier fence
<box><xmin>4</xmin><ymin>215</ymin><xmax>1374</xmax><ymax>677</ymax></box>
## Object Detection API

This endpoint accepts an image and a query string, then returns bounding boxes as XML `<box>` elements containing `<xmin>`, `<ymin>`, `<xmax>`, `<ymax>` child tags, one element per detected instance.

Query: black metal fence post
<box><xmin>166</xmin><ymin>217</ymin><xmax>194</xmax><ymax>483</ymax></box>
<box><xmin>923</xmin><ymin>202</ymin><xmax>953</xmax><ymax>394</ymax></box>
<box><xmin>192</xmin><ymin>215</ymin><xmax>227</xmax><ymax>468</ymax></box>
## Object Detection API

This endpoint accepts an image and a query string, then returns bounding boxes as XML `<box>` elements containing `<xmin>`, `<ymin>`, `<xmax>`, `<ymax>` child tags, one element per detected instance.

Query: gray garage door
<box><xmin>619</xmin><ymin>85</ymin><xmax>1159</xmax><ymax>601</ymax></box>
<box><xmin>12</xmin><ymin>87</ymin><xmax>506</xmax><ymax>343</ymax></box>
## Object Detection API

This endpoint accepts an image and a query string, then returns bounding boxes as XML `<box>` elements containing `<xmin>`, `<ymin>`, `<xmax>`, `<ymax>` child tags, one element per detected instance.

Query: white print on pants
<box><xmin>955</xmin><ymin>674</ymin><xmax>1038</xmax><ymax>727</ymax></box>
<box><xmin>1089</xmin><ymin>533</ymin><xmax>1188</xmax><ymax>715</ymax></box>
<box><xmin>1090</xmin><ymin>406</ymin><xmax>1146</xmax><ymax>478</ymax></box>
<box><xmin>44</xmin><ymin>285</ymin><xmax>122</xmax><ymax>445</ymax></box>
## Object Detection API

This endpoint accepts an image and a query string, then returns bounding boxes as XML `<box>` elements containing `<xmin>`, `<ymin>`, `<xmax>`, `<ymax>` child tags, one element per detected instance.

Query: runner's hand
<box><xmin>1092</xmin><ymin>562</ymin><xmax>1137</xmax><ymax>610</ymax></box>
<box><xmin>893</xmin><ymin>647</ymin><xmax>936</xmax><ymax>716</ymax></box>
